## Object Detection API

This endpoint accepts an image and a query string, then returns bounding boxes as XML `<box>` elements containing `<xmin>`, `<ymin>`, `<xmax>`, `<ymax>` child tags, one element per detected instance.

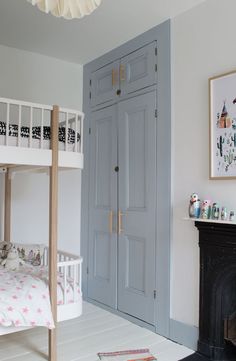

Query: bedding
<box><xmin>0</xmin><ymin>121</ymin><xmax>80</xmax><ymax>144</ymax></box>
<box><xmin>0</xmin><ymin>264</ymin><xmax>82</xmax><ymax>329</ymax></box>
<box><xmin>0</xmin><ymin>265</ymin><xmax>54</xmax><ymax>329</ymax></box>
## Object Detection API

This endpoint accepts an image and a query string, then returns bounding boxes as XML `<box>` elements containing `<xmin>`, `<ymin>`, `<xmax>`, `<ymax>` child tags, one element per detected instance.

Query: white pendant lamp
<box><xmin>28</xmin><ymin>0</ymin><xmax>101</xmax><ymax>19</ymax></box>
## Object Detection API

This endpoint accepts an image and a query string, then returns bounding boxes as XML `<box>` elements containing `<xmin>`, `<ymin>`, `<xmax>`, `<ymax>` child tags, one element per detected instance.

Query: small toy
<box><xmin>229</xmin><ymin>211</ymin><xmax>235</xmax><ymax>221</ymax></box>
<box><xmin>1</xmin><ymin>247</ymin><xmax>24</xmax><ymax>271</ymax></box>
<box><xmin>211</xmin><ymin>203</ymin><xmax>220</xmax><ymax>220</ymax></box>
<box><xmin>221</xmin><ymin>207</ymin><xmax>227</xmax><ymax>221</ymax></box>
<box><xmin>0</xmin><ymin>241</ymin><xmax>12</xmax><ymax>259</ymax></box>
<box><xmin>201</xmin><ymin>200</ymin><xmax>211</xmax><ymax>219</ymax></box>
<box><xmin>189</xmin><ymin>193</ymin><xmax>201</xmax><ymax>218</ymax></box>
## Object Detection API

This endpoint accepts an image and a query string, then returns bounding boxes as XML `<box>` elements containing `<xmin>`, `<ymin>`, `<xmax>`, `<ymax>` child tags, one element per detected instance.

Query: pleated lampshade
<box><xmin>28</xmin><ymin>0</ymin><xmax>102</xmax><ymax>19</ymax></box>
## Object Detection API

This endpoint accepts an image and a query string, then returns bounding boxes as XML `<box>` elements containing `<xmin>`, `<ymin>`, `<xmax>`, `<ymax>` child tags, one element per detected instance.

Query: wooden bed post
<box><xmin>4</xmin><ymin>169</ymin><xmax>11</xmax><ymax>243</ymax></box>
<box><xmin>49</xmin><ymin>105</ymin><xmax>59</xmax><ymax>361</ymax></box>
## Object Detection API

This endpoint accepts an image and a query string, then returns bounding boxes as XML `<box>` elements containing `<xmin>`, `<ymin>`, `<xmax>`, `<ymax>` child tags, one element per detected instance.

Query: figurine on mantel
<box><xmin>201</xmin><ymin>199</ymin><xmax>211</xmax><ymax>219</ymax></box>
<box><xmin>189</xmin><ymin>193</ymin><xmax>201</xmax><ymax>218</ymax></box>
<box><xmin>211</xmin><ymin>203</ymin><xmax>220</xmax><ymax>220</ymax></box>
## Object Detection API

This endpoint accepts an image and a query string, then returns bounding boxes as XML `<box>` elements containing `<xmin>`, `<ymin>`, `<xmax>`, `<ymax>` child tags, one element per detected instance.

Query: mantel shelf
<box><xmin>183</xmin><ymin>217</ymin><xmax>236</xmax><ymax>226</ymax></box>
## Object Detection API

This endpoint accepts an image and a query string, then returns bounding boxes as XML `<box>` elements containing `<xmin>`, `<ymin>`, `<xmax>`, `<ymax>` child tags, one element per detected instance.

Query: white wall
<box><xmin>0</xmin><ymin>44</ymin><xmax>83</xmax><ymax>254</ymax></box>
<box><xmin>171</xmin><ymin>0</ymin><xmax>236</xmax><ymax>327</ymax></box>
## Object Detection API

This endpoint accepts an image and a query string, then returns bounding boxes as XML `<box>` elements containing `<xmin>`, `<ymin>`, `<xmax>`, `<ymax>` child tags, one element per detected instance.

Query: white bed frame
<box><xmin>0</xmin><ymin>96</ymin><xmax>84</xmax><ymax>360</ymax></box>
<box><xmin>0</xmin><ymin>97</ymin><xmax>84</xmax><ymax>169</ymax></box>
<box><xmin>0</xmin><ymin>248</ymin><xmax>83</xmax><ymax>336</ymax></box>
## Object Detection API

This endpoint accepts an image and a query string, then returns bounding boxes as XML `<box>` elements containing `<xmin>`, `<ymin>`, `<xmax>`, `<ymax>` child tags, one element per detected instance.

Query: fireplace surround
<box><xmin>195</xmin><ymin>221</ymin><xmax>236</xmax><ymax>361</ymax></box>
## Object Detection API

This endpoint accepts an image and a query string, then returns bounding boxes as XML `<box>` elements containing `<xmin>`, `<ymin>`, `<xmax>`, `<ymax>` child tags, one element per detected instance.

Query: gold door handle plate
<box><xmin>109</xmin><ymin>210</ymin><xmax>113</xmax><ymax>234</ymax></box>
<box><xmin>118</xmin><ymin>210</ymin><xmax>125</xmax><ymax>234</ymax></box>
<box><xmin>112</xmin><ymin>69</ymin><xmax>116</xmax><ymax>87</ymax></box>
<box><xmin>120</xmin><ymin>64</ymin><xmax>126</xmax><ymax>82</ymax></box>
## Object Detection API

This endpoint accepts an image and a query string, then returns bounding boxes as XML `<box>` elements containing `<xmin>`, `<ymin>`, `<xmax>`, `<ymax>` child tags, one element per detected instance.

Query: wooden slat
<box><xmin>49</xmin><ymin>105</ymin><xmax>59</xmax><ymax>361</ymax></box>
<box><xmin>4</xmin><ymin>169</ymin><xmax>11</xmax><ymax>242</ymax></box>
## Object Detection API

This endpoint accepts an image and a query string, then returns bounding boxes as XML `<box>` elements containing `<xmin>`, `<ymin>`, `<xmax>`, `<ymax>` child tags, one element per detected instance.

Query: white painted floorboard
<box><xmin>0</xmin><ymin>302</ymin><xmax>194</xmax><ymax>361</ymax></box>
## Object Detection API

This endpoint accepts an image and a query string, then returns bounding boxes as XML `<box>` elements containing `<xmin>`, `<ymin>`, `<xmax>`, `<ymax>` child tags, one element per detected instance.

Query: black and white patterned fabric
<box><xmin>0</xmin><ymin>121</ymin><xmax>80</xmax><ymax>144</ymax></box>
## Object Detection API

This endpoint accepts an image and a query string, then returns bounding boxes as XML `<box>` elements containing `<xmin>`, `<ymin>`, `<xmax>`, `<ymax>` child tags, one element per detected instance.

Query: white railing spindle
<box><xmin>18</xmin><ymin>105</ymin><xmax>22</xmax><ymax>147</ymax></box>
<box><xmin>41</xmin><ymin>109</ymin><xmax>44</xmax><ymax>149</ymax></box>
<box><xmin>29</xmin><ymin>107</ymin><xmax>33</xmax><ymax>148</ymax></box>
<box><xmin>6</xmin><ymin>103</ymin><xmax>9</xmax><ymax>146</ymax></box>
<box><xmin>64</xmin><ymin>267</ymin><xmax>67</xmax><ymax>305</ymax></box>
<box><xmin>73</xmin><ymin>266</ymin><xmax>76</xmax><ymax>302</ymax></box>
<box><xmin>65</xmin><ymin>113</ymin><xmax>68</xmax><ymax>152</ymax></box>
<box><xmin>74</xmin><ymin>114</ymin><xmax>78</xmax><ymax>153</ymax></box>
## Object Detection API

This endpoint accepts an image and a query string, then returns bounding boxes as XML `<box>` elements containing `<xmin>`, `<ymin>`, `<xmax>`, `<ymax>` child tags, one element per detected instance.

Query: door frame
<box><xmin>82</xmin><ymin>20</ymin><xmax>171</xmax><ymax>338</ymax></box>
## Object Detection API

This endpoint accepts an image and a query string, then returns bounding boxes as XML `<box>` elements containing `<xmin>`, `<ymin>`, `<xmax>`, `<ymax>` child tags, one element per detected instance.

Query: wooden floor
<box><xmin>0</xmin><ymin>302</ymin><xmax>194</xmax><ymax>361</ymax></box>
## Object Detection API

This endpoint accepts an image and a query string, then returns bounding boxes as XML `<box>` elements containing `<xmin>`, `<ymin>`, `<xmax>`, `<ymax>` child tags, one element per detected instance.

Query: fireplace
<box><xmin>195</xmin><ymin>221</ymin><xmax>236</xmax><ymax>361</ymax></box>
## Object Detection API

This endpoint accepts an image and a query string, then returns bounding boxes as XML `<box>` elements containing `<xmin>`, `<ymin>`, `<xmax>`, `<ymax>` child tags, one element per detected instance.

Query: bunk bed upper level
<box><xmin>0</xmin><ymin>97</ymin><xmax>84</xmax><ymax>169</ymax></box>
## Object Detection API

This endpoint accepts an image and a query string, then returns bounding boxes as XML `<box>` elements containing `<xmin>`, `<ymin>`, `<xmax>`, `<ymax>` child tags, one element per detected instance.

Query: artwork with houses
<box><xmin>210</xmin><ymin>71</ymin><xmax>236</xmax><ymax>178</ymax></box>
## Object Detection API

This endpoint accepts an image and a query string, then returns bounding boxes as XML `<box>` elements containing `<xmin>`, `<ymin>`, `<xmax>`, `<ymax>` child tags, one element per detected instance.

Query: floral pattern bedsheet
<box><xmin>0</xmin><ymin>265</ymin><xmax>54</xmax><ymax>329</ymax></box>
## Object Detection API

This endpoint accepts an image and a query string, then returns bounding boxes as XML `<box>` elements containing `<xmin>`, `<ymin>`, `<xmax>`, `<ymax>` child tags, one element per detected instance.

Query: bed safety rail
<box><xmin>0</xmin><ymin>97</ymin><xmax>84</xmax><ymax>154</ymax></box>
<box><xmin>43</xmin><ymin>248</ymin><xmax>83</xmax><ymax>307</ymax></box>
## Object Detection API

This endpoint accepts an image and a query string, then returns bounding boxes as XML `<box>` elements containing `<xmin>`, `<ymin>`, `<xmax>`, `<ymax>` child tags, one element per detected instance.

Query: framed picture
<box><xmin>209</xmin><ymin>70</ymin><xmax>236</xmax><ymax>179</ymax></box>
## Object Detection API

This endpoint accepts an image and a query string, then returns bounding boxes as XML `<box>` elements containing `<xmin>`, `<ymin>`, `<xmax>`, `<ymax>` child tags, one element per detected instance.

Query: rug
<box><xmin>97</xmin><ymin>349</ymin><xmax>157</xmax><ymax>361</ymax></box>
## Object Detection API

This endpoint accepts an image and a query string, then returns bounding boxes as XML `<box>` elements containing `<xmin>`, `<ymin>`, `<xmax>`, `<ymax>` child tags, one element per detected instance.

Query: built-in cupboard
<box><xmin>82</xmin><ymin>21</ymin><xmax>171</xmax><ymax>337</ymax></box>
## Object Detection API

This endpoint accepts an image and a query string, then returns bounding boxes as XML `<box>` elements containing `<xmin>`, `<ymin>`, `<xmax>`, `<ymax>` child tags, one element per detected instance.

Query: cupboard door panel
<box><xmin>120</xmin><ymin>42</ymin><xmax>157</xmax><ymax>95</ymax></box>
<box><xmin>117</xmin><ymin>91</ymin><xmax>157</xmax><ymax>325</ymax></box>
<box><xmin>90</xmin><ymin>61</ymin><xmax>119</xmax><ymax>107</ymax></box>
<box><xmin>88</xmin><ymin>106</ymin><xmax>117</xmax><ymax>308</ymax></box>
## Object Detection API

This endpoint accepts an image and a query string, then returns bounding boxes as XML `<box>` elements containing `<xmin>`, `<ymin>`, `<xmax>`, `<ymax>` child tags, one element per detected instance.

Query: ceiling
<box><xmin>0</xmin><ymin>0</ymin><xmax>206</xmax><ymax>65</ymax></box>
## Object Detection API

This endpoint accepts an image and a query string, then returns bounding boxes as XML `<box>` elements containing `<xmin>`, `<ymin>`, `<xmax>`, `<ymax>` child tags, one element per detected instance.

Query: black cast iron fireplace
<box><xmin>194</xmin><ymin>221</ymin><xmax>236</xmax><ymax>361</ymax></box>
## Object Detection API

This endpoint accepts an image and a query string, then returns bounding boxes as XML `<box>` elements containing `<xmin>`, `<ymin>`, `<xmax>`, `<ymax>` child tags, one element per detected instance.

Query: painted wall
<box><xmin>0</xmin><ymin>44</ymin><xmax>83</xmax><ymax>254</ymax></box>
<box><xmin>171</xmin><ymin>0</ymin><xmax>236</xmax><ymax>327</ymax></box>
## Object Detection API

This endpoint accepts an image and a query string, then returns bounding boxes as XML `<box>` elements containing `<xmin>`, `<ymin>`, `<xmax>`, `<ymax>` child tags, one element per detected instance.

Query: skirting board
<box><xmin>170</xmin><ymin>319</ymin><xmax>199</xmax><ymax>351</ymax></box>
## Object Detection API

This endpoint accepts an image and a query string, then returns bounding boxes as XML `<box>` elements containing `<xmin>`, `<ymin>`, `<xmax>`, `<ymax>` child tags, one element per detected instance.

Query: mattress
<box><xmin>0</xmin><ymin>121</ymin><xmax>80</xmax><ymax>151</ymax></box>
<box><xmin>0</xmin><ymin>264</ymin><xmax>82</xmax><ymax>330</ymax></box>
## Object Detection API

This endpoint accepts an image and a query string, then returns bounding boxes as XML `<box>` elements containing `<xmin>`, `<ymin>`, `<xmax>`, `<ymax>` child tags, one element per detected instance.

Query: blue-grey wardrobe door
<box><xmin>88</xmin><ymin>105</ymin><xmax>118</xmax><ymax>308</ymax></box>
<box><xmin>90</xmin><ymin>60</ymin><xmax>119</xmax><ymax>107</ymax></box>
<box><xmin>117</xmin><ymin>91</ymin><xmax>157</xmax><ymax>325</ymax></box>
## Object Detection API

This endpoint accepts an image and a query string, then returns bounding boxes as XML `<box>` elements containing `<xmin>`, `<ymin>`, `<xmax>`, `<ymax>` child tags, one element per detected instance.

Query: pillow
<box><xmin>13</xmin><ymin>243</ymin><xmax>45</xmax><ymax>266</ymax></box>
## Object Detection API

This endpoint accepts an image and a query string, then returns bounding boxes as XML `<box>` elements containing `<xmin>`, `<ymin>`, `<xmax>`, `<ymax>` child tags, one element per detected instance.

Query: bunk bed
<box><xmin>0</xmin><ymin>97</ymin><xmax>84</xmax><ymax>361</ymax></box>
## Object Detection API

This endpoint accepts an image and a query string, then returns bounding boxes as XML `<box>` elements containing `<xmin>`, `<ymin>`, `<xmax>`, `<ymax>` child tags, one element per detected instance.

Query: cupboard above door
<box><xmin>90</xmin><ymin>42</ymin><xmax>157</xmax><ymax>107</ymax></box>
<box><xmin>90</xmin><ymin>61</ymin><xmax>120</xmax><ymax>107</ymax></box>
<box><xmin>120</xmin><ymin>41</ymin><xmax>157</xmax><ymax>96</ymax></box>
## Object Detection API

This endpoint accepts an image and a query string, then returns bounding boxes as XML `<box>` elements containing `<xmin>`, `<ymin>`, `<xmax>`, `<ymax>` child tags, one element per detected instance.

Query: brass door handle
<box><xmin>112</xmin><ymin>69</ymin><xmax>116</xmax><ymax>87</ymax></box>
<box><xmin>118</xmin><ymin>210</ymin><xmax>125</xmax><ymax>234</ymax></box>
<box><xmin>109</xmin><ymin>210</ymin><xmax>113</xmax><ymax>234</ymax></box>
<box><xmin>120</xmin><ymin>64</ymin><xmax>126</xmax><ymax>82</ymax></box>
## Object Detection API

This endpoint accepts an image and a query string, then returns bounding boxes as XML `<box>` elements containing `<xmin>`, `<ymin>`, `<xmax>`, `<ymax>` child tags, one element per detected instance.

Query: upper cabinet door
<box><xmin>90</xmin><ymin>61</ymin><xmax>119</xmax><ymax>107</ymax></box>
<box><xmin>120</xmin><ymin>42</ymin><xmax>157</xmax><ymax>96</ymax></box>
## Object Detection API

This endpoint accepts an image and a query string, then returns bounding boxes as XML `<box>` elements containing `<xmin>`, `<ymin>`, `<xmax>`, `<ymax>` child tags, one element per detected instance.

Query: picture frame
<box><xmin>209</xmin><ymin>70</ymin><xmax>236</xmax><ymax>179</ymax></box>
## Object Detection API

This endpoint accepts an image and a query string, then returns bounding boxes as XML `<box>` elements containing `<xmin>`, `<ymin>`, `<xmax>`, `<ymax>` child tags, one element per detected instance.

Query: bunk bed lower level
<box><xmin>0</xmin><ymin>248</ymin><xmax>83</xmax><ymax>336</ymax></box>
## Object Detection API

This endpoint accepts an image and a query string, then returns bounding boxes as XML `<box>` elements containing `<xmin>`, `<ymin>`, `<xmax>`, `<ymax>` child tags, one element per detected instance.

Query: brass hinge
<box><xmin>154</xmin><ymin>290</ymin><xmax>157</xmax><ymax>299</ymax></box>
